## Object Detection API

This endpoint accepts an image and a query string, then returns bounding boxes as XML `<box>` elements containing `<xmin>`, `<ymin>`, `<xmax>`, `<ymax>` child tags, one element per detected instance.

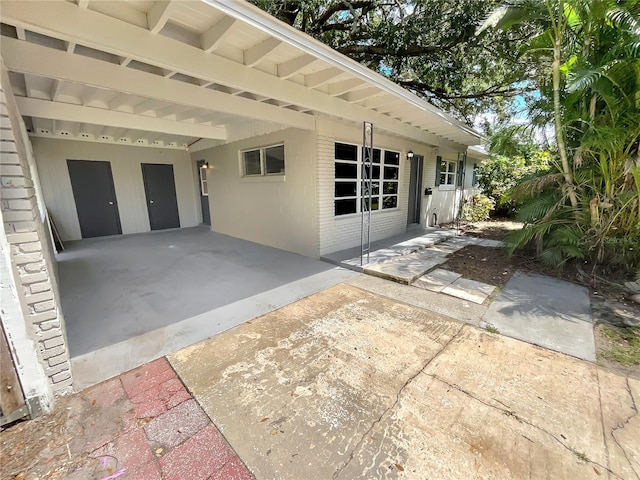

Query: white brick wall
<box><xmin>1</xmin><ymin>65</ymin><xmax>72</xmax><ymax>403</ymax></box>
<box><xmin>316</xmin><ymin>130</ymin><xmax>411</xmax><ymax>256</ymax></box>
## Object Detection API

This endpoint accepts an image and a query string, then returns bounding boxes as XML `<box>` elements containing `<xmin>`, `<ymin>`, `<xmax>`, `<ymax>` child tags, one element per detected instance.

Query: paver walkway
<box><xmin>1</xmin><ymin>358</ymin><xmax>252</xmax><ymax>480</ymax></box>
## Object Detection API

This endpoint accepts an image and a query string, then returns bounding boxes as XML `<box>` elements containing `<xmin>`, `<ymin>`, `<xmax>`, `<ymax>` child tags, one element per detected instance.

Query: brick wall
<box><xmin>1</xmin><ymin>65</ymin><xmax>72</xmax><ymax>397</ymax></box>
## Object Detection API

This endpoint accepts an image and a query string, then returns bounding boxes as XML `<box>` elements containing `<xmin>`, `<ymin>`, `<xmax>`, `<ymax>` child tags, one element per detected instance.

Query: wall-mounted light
<box><xmin>407</xmin><ymin>150</ymin><xmax>414</xmax><ymax>159</ymax></box>
<box><xmin>204</xmin><ymin>161</ymin><xmax>210</xmax><ymax>168</ymax></box>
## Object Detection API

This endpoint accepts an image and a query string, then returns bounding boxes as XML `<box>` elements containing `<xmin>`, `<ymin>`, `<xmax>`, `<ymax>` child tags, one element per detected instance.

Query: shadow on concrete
<box><xmin>483</xmin><ymin>271</ymin><xmax>595</xmax><ymax>361</ymax></box>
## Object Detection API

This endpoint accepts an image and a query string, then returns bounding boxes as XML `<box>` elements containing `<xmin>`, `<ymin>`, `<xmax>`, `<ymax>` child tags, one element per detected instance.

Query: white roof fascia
<box><xmin>204</xmin><ymin>0</ymin><xmax>482</xmax><ymax>145</ymax></box>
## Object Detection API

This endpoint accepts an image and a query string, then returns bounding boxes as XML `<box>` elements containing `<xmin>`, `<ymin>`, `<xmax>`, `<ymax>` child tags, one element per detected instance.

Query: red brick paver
<box><xmin>160</xmin><ymin>424</ymin><xmax>237</xmax><ymax>480</ymax></box>
<box><xmin>90</xmin><ymin>358</ymin><xmax>253</xmax><ymax>480</ymax></box>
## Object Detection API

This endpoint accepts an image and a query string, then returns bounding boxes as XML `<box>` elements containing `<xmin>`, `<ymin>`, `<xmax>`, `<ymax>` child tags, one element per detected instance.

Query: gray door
<box><xmin>67</xmin><ymin>160</ymin><xmax>122</xmax><ymax>238</ymax></box>
<box><xmin>196</xmin><ymin>160</ymin><xmax>210</xmax><ymax>225</ymax></box>
<box><xmin>407</xmin><ymin>155</ymin><xmax>424</xmax><ymax>225</ymax></box>
<box><xmin>141</xmin><ymin>163</ymin><xmax>180</xmax><ymax>230</ymax></box>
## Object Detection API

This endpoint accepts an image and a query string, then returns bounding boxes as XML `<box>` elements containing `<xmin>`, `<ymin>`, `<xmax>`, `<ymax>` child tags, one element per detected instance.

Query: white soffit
<box><xmin>0</xmin><ymin>0</ymin><xmax>481</xmax><ymax>151</ymax></box>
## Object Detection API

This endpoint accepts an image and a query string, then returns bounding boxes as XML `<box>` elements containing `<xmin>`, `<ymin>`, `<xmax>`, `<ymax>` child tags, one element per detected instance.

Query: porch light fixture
<box><xmin>407</xmin><ymin>150</ymin><xmax>414</xmax><ymax>159</ymax></box>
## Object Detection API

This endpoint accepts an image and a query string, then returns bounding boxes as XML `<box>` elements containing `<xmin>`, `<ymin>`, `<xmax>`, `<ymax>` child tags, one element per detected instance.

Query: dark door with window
<box><xmin>141</xmin><ymin>163</ymin><xmax>180</xmax><ymax>230</ymax></box>
<box><xmin>407</xmin><ymin>155</ymin><xmax>424</xmax><ymax>225</ymax></box>
<box><xmin>67</xmin><ymin>160</ymin><xmax>122</xmax><ymax>238</ymax></box>
<box><xmin>196</xmin><ymin>160</ymin><xmax>210</xmax><ymax>225</ymax></box>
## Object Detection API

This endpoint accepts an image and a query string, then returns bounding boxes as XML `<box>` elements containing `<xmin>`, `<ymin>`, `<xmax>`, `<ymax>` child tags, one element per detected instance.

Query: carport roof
<box><xmin>0</xmin><ymin>0</ymin><xmax>482</xmax><ymax>152</ymax></box>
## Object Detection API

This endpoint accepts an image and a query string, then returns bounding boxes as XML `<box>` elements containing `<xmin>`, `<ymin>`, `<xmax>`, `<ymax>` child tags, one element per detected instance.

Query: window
<box><xmin>199</xmin><ymin>164</ymin><xmax>208</xmax><ymax>196</ymax></box>
<box><xmin>437</xmin><ymin>156</ymin><xmax>457</xmax><ymax>186</ymax></box>
<box><xmin>472</xmin><ymin>163</ymin><xmax>480</xmax><ymax>187</ymax></box>
<box><xmin>241</xmin><ymin>144</ymin><xmax>285</xmax><ymax>176</ymax></box>
<box><xmin>334</xmin><ymin>142</ymin><xmax>400</xmax><ymax>216</ymax></box>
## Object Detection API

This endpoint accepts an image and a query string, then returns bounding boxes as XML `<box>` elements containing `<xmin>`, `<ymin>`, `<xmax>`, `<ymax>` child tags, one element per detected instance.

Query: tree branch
<box><xmin>397</xmin><ymin>80</ymin><xmax>529</xmax><ymax>100</ymax></box>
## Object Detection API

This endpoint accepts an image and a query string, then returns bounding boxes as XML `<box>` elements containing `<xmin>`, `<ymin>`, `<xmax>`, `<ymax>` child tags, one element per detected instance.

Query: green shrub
<box><xmin>462</xmin><ymin>193</ymin><xmax>495</xmax><ymax>222</ymax></box>
<box><xmin>477</xmin><ymin>151</ymin><xmax>551</xmax><ymax>216</ymax></box>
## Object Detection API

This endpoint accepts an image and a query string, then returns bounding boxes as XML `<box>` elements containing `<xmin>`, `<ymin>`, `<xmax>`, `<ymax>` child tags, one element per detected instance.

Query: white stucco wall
<box><xmin>193</xmin><ymin>128</ymin><xmax>318</xmax><ymax>258</ymax></box>
<box><xmin>32</xmin><ymin>138</ymin><xmax>198</xmax><ymax>241</ymax></box>
<box><xmin>316</xmin><ymin>117</ymin><xmax>453</xmax><ymax>256</ymax></box>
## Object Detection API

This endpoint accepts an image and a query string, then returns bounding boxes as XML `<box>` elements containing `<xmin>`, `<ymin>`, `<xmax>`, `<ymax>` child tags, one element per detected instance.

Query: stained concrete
<box><xmin>169</xmin><ymin>284</ymin><xmax>639</xmax><ymax>480</ymax></box>
<box><xmin>364</xmin><ymin>249</ymin><xmax>448</xmax><ymax>284</ymax></box>
<box><xmin>320</xmin><ymin>226</ymin><xmax>457</xmax><ymax>271</ymax></box>
<box><xmin>413</xmin><ymin>268</ymin><xmax>462</xmax><ymax>292</ymax></box>
<box><xmin>442</xmin><ymin>277</ymin><xmax>496</xmax><ymax>304</ymax></box>
<box><xmin>347</xmin><ymin>273</ymin><xmax>487</xmax><ymax>326</ymax></box>
<box><xmin>483</xmin><ymin>271</ymin><xmax>596</xmax><ymax>361</ymax></box>
<box><xmin>58</xmin><ymin>227</ymin><xmax>339</xmax><ymax>357</ymax></box>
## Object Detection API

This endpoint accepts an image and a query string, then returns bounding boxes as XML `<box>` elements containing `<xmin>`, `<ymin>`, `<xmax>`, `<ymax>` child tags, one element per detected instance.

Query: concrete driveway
<box><xmin>169</xmin><ymin>283</ymin><xmax>639</xmax><ymax>480</ymax></box>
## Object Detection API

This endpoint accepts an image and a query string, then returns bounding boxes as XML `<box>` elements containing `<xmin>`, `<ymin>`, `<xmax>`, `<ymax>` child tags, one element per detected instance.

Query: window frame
<box><xmin>472</xmin><ymin>163</ymin><xmax>480</xmax><ymax>187</ymax></box>
<box><xmin>199</xmin><ymin>164</ymin><xmax>208</xmax><ymax>196</ymax></box>
<box><xmin>334</xmin><ymin>142</ymin><xmax>400</xmax><ymax>217</ymax></box>
<box><xmin>240</xmin><ymin>143</ymin><xmax>285</xmax><ymax>177</ymax></box>
<box><xmin>438</xmin><ymin>159</ymin><xmax>458</xmax><ymax>188</ymax></box>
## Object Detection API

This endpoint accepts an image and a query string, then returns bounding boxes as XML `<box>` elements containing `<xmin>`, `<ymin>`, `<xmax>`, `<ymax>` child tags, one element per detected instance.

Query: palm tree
<box><xmin>479</xmin><ymin>0</ymin><xmax>640</xmax><ymax>272</ymax></box>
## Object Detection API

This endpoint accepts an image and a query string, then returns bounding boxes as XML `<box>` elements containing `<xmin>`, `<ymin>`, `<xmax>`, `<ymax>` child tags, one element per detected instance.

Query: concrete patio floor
<box><xmin>169</xmin><ymin>283</ymin><xmax>639</xmax><ymax>480</ymax></box>
<box><xmin>58</xmin><ymin>227</ymin><xmax>356</xmax><ymax>389</ymax></box>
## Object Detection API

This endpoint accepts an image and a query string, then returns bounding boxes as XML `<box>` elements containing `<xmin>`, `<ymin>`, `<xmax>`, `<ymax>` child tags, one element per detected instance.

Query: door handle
<box><xmin>108</xmin><ymin>201</ymin><xmax>114</xmax><ymax>205</ymax></box>
<box><xmin>150</xmin><ymin>200</ymin><xmax>154</xmax><ymax>204</ymax></box>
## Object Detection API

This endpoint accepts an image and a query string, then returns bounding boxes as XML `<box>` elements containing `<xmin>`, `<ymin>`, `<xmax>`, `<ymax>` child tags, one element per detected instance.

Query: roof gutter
<box><xmin>203</xmin><ymin>0</ymin><xmax>482</xmax><ymax>143</ymax></box>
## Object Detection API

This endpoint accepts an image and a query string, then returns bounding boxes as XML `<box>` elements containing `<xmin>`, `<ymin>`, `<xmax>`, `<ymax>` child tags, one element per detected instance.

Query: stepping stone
<box><xmin>479</xmin><ymin>239</ymin><xmax>505</xmax><ymax>248</ymax></box>
<box><xmin>413</xmin><ymin>269</ymin><xmax>462</xmax><ymax>292</ymax></box>
<box><xmin>426</xmin><ymin>242</ymin><xmax>466</xmax><ymax>254</ymax></box>
<box><xmin>442</xmin><ymin>278</ymin><xmax>496</xmax><ymax>304</ymax></box>
<box><xmin>364</xmin><ymin>250</ymin><xmax>448</xmax><ymax>284</ymax></box>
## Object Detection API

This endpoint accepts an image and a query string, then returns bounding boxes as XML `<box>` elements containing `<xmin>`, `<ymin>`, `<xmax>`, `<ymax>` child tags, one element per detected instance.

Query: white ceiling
<box><xmin>0</xmin><ymin>0</ymin><xmax>481</xmax><ymax>152</ymax></box>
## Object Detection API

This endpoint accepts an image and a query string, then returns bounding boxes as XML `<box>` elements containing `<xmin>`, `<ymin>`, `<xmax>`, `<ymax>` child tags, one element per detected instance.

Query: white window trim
<box><xmin>240</xmin><ymin>143</ymin><xmax>285</xmax><ymax>177</ymax></box>
<box><xmin>438</xmin><ymin>159</ymin><xmax>457</xmax><ymax>187</ymax></box>
<box><xmin>334</xmin><ymin>142</ymin><xmax>400</xmax><ymax>216</ymax></box>
<box><xmin>199</xmin><ymin>165</ymin><xmax>208</xmax><ymax>196</ymax></box>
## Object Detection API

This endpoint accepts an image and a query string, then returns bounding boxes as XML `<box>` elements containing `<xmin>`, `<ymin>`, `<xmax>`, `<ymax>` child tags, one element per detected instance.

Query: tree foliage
<box><xmin>481</xmin><ymin>0</ymin><xmax>640</xmax><ymax>273</ymax></box>
<box><xmin>250</xmin><ymin>0</ymin><xmax>535</xmax><ymax>125</ymax></box>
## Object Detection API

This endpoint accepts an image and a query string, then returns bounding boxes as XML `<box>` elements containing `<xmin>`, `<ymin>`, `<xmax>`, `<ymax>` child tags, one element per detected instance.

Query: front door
<box><xmin>196</xmin><ymin>160</ymin><xmax>210</xmax><ymax>225</ymax></box>
<box><xmin>407</xmin><ymin>155</ymin><xmax>424</xmax><ymax>225</ymax></box>
<box><xmin>67</xmin><ymin>160</ymin><xmax>122</xmax><ymax>238</ymax></box>
<box><xmin>141</xmin><ymin>163</ymin><xmax>180</xmax><ymax>230</ymax></box>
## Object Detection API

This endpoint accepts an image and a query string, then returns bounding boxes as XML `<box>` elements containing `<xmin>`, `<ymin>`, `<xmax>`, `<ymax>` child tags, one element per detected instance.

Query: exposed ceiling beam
<box><xmin>327</xmin><ymin>78</ymin><xmax>365</xmax><ymax>96</ymax></box>
<box><xmin>304</xmin><ymin>67</ymin><xmax>341</xmax><ymax>88</ymax></box>
<box><xmin>363</xmin><ymin>95</ymin><xmax>396</xmax><ymax>109</ymax></box>
<box><xmin>15</xmin><ymin>27</ymin><xmax>26</xmax><ymax>40</ymax></box>
<box><xmin>23</xmin><ymin>75</ymin><xmax>36</xmax><ymax>97</ymax></box>
<box><xmin>133</xmin><ymin>98</ymin><xmax>162</xmax><ymax>115</ymax></box>
<box><xmin>16</xmin><ymin>97</ymin><xmax>228</xmax><ymax>140</ymax></box>
<box><xmin>277</xmin><ymin>54</ymin><xmax>315</xmax><ymax>80</ymax></box>
<box><xmin>77</xmin><ymin>0</ymin><xmax>89</xmax><ymax>8</ymax></box>
<box><xmin>200</xmin><ymin>16</ymin><xmax>236</xmax><ymax>53</ymax></box>
<box><xmin>146</xmin><ymin>1</ymin><xmax>172</xmax><ymax>34</ymax></box>
<box><xmin>155</xmin><ymin>103</ymin><xmax>192</xmax><ymax>118</ymax></box>
<box><xmin>176</xmin><ymin>109</ymin><xmax>201</xmax><ymax>122</ymax></box>
<box><xmin>66</xmin><ymin>41</ymin><xmax>76</xmax><ymax>53</ymax></box>
<box><xmin>109</xmin><ymin>93</ymin><xmax>132</xmax><ymax>110</ymax></box>
<box><xmin>343</xmin><ymin>87</ymin><xmax>382</xmax><ymax>103</ymax></box>
<box><xmin>50</xmin><ymin>79</ymin><xmax>64</xmax><ymax>101</ymax></box>
<box><xmin>243</xmin><ymin>37</ymin><xmax>281</xmax><ymax>67</ymax></box>
<box><xmin>0</xmin><ymin>1</ymin><xmax>466</xmax><ymax>149</ymax></box>
<box><xmin>2</xmin><ymin>38</ymin><xmax>315</xmax><ymax>131</ymax></box>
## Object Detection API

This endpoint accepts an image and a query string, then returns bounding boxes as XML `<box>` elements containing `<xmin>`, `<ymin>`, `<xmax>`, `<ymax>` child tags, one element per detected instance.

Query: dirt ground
<box><xmin>443</xmin><ymin>219</ymin><xmax>640</xmax><ymax>379</ymax></box>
